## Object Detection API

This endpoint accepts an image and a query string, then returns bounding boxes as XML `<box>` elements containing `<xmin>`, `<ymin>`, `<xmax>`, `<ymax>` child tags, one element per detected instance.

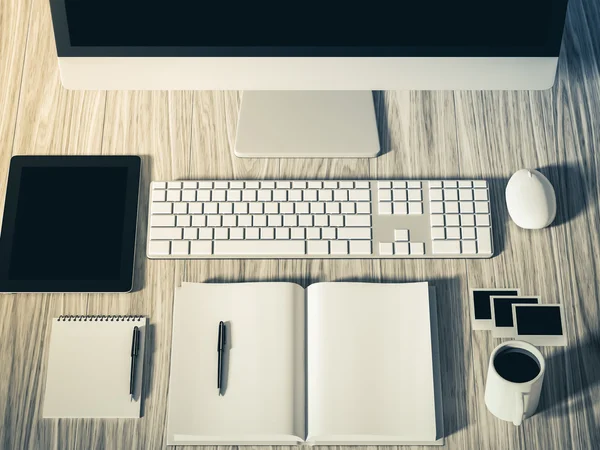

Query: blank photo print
<box><xmin>491</xmin><ymin>296</ymin><xmax>539</xmax><ymax>338</ymax></box>
<box><xmin>470</xmin><ymin>289</ymin><xmax>520</xmax><ymax>330</ymax></box>
<box><xmin>512</xmin><ymin>304</ymin><xmax>567</xmax><ymax>346</ymax></box>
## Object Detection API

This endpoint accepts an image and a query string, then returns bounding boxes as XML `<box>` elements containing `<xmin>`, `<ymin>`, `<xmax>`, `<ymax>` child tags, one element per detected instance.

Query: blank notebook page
<box><xmin>43</xmin><ymin>317</ymin><xmax>146</xmax><ymax>418</ymax></box>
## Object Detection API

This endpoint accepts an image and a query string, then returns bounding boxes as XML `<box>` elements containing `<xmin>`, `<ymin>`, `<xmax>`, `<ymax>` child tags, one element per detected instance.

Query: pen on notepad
<box><xmin>217</xmin><ymin>321</ymin><xmax>226</xmax><ymax>395</ymax></box>
<box><xmin>130</xmin><ymin>326</ymin><xmax>140</xmax><ymax>401</ymax></box>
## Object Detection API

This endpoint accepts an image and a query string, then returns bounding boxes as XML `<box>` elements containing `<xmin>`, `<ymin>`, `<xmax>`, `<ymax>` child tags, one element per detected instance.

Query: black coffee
<box><xmin>494</xmin><ymin>348</ymin><xmax>540</xmax><ymax>383</ymax></box>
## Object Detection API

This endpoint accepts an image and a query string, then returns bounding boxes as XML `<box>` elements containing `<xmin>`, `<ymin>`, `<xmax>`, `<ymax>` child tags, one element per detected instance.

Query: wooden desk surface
<box><xmin>1</xmin><ymin>0</ymin><xmax>599</xmax><ymax>449</ymax></box>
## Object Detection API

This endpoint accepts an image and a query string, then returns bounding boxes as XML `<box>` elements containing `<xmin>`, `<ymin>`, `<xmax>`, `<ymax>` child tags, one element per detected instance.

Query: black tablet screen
<box><xmin>9</xmin><ymin>167</ymin><xmax>128</xmax><ymax>281</ymax></box>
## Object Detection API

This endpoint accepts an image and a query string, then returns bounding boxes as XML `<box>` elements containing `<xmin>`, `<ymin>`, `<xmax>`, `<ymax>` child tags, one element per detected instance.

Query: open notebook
<box><xmin>167</xmin><ymin>281</ymin><xmax>443</xmax><ymax>445</ymax></box>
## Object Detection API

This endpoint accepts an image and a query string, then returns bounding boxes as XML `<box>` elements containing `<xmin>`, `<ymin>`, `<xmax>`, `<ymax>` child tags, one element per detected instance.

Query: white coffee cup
<box><xmin>484</xmin><ymin>340</ymin><xmax>545</xmax><ymax>426</ymax></box>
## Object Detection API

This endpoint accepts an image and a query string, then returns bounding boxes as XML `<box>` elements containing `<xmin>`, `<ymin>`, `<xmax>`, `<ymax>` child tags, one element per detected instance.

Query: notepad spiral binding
<box><xmin>57</xmin><ymin>315</ymin><xmax>144</xmax><ymax>322</ymax></box>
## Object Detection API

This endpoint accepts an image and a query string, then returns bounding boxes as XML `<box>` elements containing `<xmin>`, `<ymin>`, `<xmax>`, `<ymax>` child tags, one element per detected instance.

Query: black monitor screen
<box><xmin>52</xmin><ymin>1</ymin><xmax>569</xmax><ymax>57</ymax></box>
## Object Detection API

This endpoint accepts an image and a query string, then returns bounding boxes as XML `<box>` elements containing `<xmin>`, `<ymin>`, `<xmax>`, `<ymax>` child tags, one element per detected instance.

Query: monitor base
<box><xmin>235</xmin><ymin>91</ymin><xmax>380</xmax><ymax>158</ymax></box>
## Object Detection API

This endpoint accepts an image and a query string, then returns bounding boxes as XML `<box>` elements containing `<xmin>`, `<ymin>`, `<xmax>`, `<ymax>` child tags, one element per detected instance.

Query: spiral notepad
<box><xmin>43</xmin><ymin>315</ymin><xmax>147</xmax><ymax>418</ymax></box>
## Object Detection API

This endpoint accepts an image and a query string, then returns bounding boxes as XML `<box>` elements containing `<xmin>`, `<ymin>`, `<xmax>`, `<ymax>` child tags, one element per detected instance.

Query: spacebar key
<box><xmin>213</xmin><ymin>240</ymin><xmax>306</xmax><ymax>255</ymax></box>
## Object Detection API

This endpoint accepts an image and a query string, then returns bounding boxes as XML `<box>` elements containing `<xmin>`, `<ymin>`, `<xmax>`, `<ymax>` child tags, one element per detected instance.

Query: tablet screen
<box><xmin>10</xmin><ymin>167</ymin><xmax>128</xmax><ymax>280</ymax></box>
<box><xmin>0</xmin><ymin>156</ymin><xmax>140</xmax><ymax>292</ymax></box>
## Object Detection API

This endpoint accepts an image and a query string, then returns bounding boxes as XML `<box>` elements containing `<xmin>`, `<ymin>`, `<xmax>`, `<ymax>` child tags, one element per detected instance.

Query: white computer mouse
<box><xmin>506</xmin><ymin>169</ymin><xmax>556</xmax><ymax>229</ymax></box>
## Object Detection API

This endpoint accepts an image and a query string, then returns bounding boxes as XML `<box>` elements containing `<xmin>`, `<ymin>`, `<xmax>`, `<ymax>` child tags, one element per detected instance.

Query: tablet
<box><xmin>0</xmin><ymin>156</ymin><xmax>141</xmax><ymax>293</ymax></box>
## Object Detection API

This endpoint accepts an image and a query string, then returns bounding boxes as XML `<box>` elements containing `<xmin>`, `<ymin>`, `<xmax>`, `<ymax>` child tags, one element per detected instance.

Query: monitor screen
<box><xmin>51</xmin><ymin>1</ymin><xmax>569</xmax><ymax>57</ymax></box>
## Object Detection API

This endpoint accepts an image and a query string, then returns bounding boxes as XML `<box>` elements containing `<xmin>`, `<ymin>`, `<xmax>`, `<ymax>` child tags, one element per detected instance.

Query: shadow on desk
<box><xmin>537</xmin><ymin>333</ymin><xmax>600</xmax><ymax>422</ymax></box>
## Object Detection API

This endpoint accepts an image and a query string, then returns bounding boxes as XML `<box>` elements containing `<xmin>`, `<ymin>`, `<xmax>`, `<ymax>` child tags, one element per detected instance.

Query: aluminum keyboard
<box><xmin>147</xmin><ymin>180</ymin><xmax>494</xmax><ymax>259</ymax></box>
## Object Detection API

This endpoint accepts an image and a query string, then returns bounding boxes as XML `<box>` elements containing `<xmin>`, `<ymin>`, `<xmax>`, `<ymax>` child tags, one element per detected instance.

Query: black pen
<box><xmin>130</xmin><ymin>326</ymin><xmax>140</xmax><ymax>401</ymax></box>
<box><xmin>217</xmin><ymin>321</ymin><xmax>226</xmax><ymax>395</ymax></box>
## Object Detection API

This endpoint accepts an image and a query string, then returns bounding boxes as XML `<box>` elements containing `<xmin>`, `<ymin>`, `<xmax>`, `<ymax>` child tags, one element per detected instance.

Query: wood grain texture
<box><xmin>0</xmin><ymin>0</ymin><xmax>599</xmax><ymax>449</ymax></box>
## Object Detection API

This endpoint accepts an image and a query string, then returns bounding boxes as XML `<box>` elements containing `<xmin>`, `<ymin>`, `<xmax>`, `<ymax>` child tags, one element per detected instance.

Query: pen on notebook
<box><xmin>217</xmin><ymin>321</ymin><xmax>226</xmax><ymax>395</ymax></box>
<box><xmin>130</xmin><ymin>326</ymin><xmax>140</xmax><ymax>401</ymax></box>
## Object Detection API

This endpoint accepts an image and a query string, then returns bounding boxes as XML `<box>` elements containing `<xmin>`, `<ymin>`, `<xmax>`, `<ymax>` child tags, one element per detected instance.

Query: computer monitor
<box><xmin>49</xmin><ymin>1</ymin><xmax>570</xmax><ymax>158</ymax></box>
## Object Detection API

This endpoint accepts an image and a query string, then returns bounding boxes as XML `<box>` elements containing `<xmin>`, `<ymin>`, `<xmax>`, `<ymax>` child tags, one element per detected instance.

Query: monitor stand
<box><xmin>235</xmin><ymin>91</ymin><xmax>380</xmax><ymax>158</ymax></box>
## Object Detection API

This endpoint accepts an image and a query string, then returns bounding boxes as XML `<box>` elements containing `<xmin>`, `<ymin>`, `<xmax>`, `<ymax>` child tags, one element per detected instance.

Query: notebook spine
<box><xmin>57</xmin><ymin>315</ymin><xmax>144</xmax><ymax>322</ymax></box>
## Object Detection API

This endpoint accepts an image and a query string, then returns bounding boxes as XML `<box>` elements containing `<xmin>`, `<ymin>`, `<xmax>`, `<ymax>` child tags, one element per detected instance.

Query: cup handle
<box><xmin>513</xmin><ymin>392</ymin><xmax>525</xmax><ymax>426</ymax></box>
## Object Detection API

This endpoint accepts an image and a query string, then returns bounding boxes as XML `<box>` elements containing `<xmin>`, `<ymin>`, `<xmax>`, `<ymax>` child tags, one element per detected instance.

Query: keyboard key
<box><xmin>212</xmin><ymin>190</ymin><xmax>226</xmax><ymax>201</ymax></box>
<box><xmin>340</xmin><ymin>181</ymin><xmax>354</xmax><ymax>189</ymax></box>
<box><xmin>249</xmin><ymin>202</ymin><xmax>263</xmax><ymax>214</ymax></box>
<box><xmin>443</xmin><ymin>181</ymin><xmax>458</xmax><ymax>188</ymax></box>
<box><xmin>152</xmin><ymin>202</ymin><xmax>172</xmax><ymax>214</ymax></box>
<box><xmin>308</xmin><ymin>181</ymin><xmax>322</xmax><ymax>189</ymax></box>
<box><xmin>429</xmin><ymin>181</ymin><xmax>442</xmax><ymax>188</ymax></box>
<box><xmin>173</xmin><ymin>203</ymin><xmax>187</xmax><ymax>214</ymax></box>
<box><xmin>291</xmin><ymin>228</ymin><xmax>305</xmax><ymax>239</ymax></box>
<box><xmin>394</xmin><ymin>242</ymin><xmax>410</xmax><ymax>255</ymax></box>
<box><xmin>321</xmin><ymin>228</ymin><xmax>336</xmax><ymax>240</ymax></box>
<box><xmin>182</xmin><ymin>190</ymin><xmax>196</xmax><ymax>202</ymax></box>
<box><xmin>407</xmin><ymin>181</ymin><xmax>421</xmax><ymax>189</ymax></box>
<box><xmin>298</xmin><ymin>215</ymin><xmax>313</xmax><ymax>227</ymax></box>
<box><xmin>264</xmin><ymin>203</ymin><xmax>279</xmax><ymax>214</ymax></box>
<box><xmin>323</xmin><ymin>181</ymin><xmax>338</xmax><ymax>189</ymax></box>
<box><xmin>192</xmin><ymin>215</ymin><xmax>206</xmax><ymax>226</ymax></box>
<box><xmin>330</xmin><ymin>241</ymin><xmax>349</xmax><ymax>255</ymax></box>
<box><xmin>198</xmin><ymin>228</ymin><xmax>213</xmax><ymax>239</ymax></box>
<box><xmin>261</xmin><ymin>181</ymin><xmax>275</xmax><ymax>189</ymax></box>
<box><xmin>444</xmin><ymin>189</ymin><xmax>458</xmax><ymax>201</ymax></box>
<box><xmin>261</xmin><ymin>228</ymin><xmax>275</xmax><ymax>239</ymax></box>
<box><xmin>430</xmin><ymin>202</ymin><xmax>444</xmax><ymax>214</ymax></box>
<box><xmin>319</xmin><ymin>190</ymin><xmax>333</xmax><ymax>201</ymax></box>
<box><xmin>476</xmin><ymin>214</ymin><xmax>490</xmax><ymax>226</ymax></box>
<box><xmin>459</xmin><ymin>189</ymin><xmax>473</xmax><ymax>201</ymax></box>
<box><xmin>350</xmin><ymin>241</ymin><xmax>372</xmax><ymax>255</ymax></box>
<box><xmin>355</xmin><ymin>181</ymin><xmax>370</xmax><ymax>189</ymax></box>
<box><xmin>329</xmin><ymin>215</ymin><xmax>344</xmax><ymax>227</ymax></box>
<box><xmin>446</xmin><ymin>227</ymin><xmax>461</xmax><ymax>239</ymax></box>
<box><xmin>197</xmin><ymin>181</ymin><xmax>213</xmax><ymax>189</ymax></box>
<box><xmin>167</xmin><ymin>182</ymin><xmax>182</xmax><ymax>189</ymax></box>
<box><xmin>152</xmin><ymin>190</ymin><xmax>167</xmax><ymax>202</ymax></box>
<box><xmin>219</xmin><ymin>202</ymin><xmax>233</xmax><ymax>214</ymax></box>
<box><xmin>458</xmin><ymin>181</ymin><xmax>472</xmax><ymax>188</ymax></box>
<box><xmin>273</xmin><ymin>190</ymin><xmax>287</xmax><ymax>201</ymax></box>
<box><xmin>275</xmin><ymin>228</ymin><xmax>290</xmax><ymax>239</ymax></box>
<box><xmin>268</xmin><ymin>215</ymin><xmax>283</xmax><ymax>227</ymax></box>
<box><xmin>277</xmin><ymin>181</ymin><xmax>291</xmax><ymax>189</ymax></box>
<box><xmin>183</xmin><ymin>228</ymin><xmax>198</xmax><ymax>240</ymax></box>
<box><xmin>393</xmin><ymin>189</ymin><xmax>407</xmax><ymax>201</ymax></box>
<box><xmin>338</xmin><ymin>228</ymin><xmax>371</xmax><ymax>240</ymax></box>
<box><xmin>461</xmin><ymin>215</ymin><xmax>475</xmax><ymax>226</ymax></box>
<box><xmin>474</xmin><ymin>189</ymin><xmax>489</xmax><ymax>201</ymax></box>
<box><xmin>410</xmin><ymin>242</ymin><xmax>425</xmax><ymax>255</ymax></box>
<box><xmin>292</xmin><ymin>181</ymin><xmax>307</xmax><ymax>189</ymax></box>
<box><xmin>445</xmin><ymin>202</ymin><xmax>459</xmax><ymax>213</ymax></box>
<box><xmin>462</xmin><ymin>227</ymin><xmax>476</xmax><ymax>239</ymax></box>
<box><xmin>253</xmin><ymin>215</ymin><xmax>267</xmax><ymax>227</ymax></box>
<box><xmin>345</xmin><ymin>216</ymin><xmax>371</xmax><ymax>227</ymax></box>
<box><xmin>462</xmin><ymin>241</ymin><xmax>477</xmax><ymax>254</ymax></box>
<box><xmin>408</xmin><ymin>202</ymin><xmax>423</xmax><ymax>215</ymax></box>
<box><xmin>150</xmin><ymin>228</ymin><xmax>182</xmax><ymax>240</ymax></box>
<box><xmin>476</xmin><ymin>227</ymin><xmax>492</xmax><ymax>254</ymax></box>
<box><xmin>289</xmin><ymin>190</ymin><xmax>303</xmax><ymax>201</ymax></box>
<box><xmin>306</xmin><ymin>227</ymin><xmax>321</xmax><ymax>239</ymax></box>
<box><xmin>171</xmin><ymin>241</ymin><xmax>190</xmax><ymax>256</ymax></box>
<box><xmin>379</xmin><ymin>243</ymin><xmax>394</xmax><ymax>255</ymax></box>
<box><xmin>432</xmin><ymin>240</ymin><xmax>461</xmax><ymax>255</ymax></box>
<box><xmin>394</xmin><ymin>229</ymin><xmax>409</xmax><ymax>241</ymax></box>
<box><xmin>431</xmin><ymin>228</ymin><xmax>445</xmax><ymax>240</ymax></box>
<box><xmin>296</xmin><ymin>203</ymin><xmax>310</xmax><ymax>214</ymax></box>
<box><xmin>349</xmin><ymin>190</ymin><xmax>370</xmax><ymax>201</ymax></box>
<box><xmin>258</xmin><ymin>190</ymin><xmax>272</xmax><ymax>201</ymax></box>
<box><xmin>151</xmin><ymin>215</ymin><xmax>176</xmax><ymax>227</ymax></box>
<box><xmin>378</xmin><ymin>181</ymin><xmax>392</xmax><ymax>189</ymax></box>
<box><xmin>153</xmin><ymin>182</ymin><xmax>167</xmax><ymax>189</ymax></box>
<box><xmin>314</xmin><ymin>215</ymin><xmax>328</xmax><ymax>226</ymax></box>
<box><xmin>307</xmin><ymin>241</ymin><xmax>329</xmax><ymax>255</ymax></box>
<box><xmin>341</xmin><ymin>202</ymin><xmax>355</xmax><ymax>214</ymax></box>
<box><xmin>393</xmin><ymin>202</ymin><xmax>407</xmax><ymax>215</ymax></box>
<box><xmin>334</xmin><ymin>190</ymin><xmax>349</xmax><ymax>201</ymax></box>
<box><xmin>475</xmin><ymin>202</ymin><xmax>489</xmax><ymax>213</ymax></box>
<box><xmin>304</xmin><ymin>190</ymin><xmax>318</xmax><ymax>201</ymax></box>
<box><xmin>176</xmin><ymin>215</ymin><xmax>191</xmax><ymax>227</ymax></box>
<box><xmin>196</xmin><ymin>190</ymin><xmax>211</xmax><ymax>201</ymax></box>
<box><xmin>283</xmin><ymin>215</ymin><xmax>297</xmax><ymax>227</ymax></box>
<box><xmin>188</xmin><ymin>203</ymin><xmax>203</xmax><ymax>214</ymax></box>
<box><xmin>229</xmin><ymin>181</ymin><xmax>244</xmax><ymax>189</ymax></box>
<box><xmin>430</xmin><ymin>215</ymin><xmax>445</xmax><ymax>226</ymax></box>
<box><xmin>393</xmin><ymin>181</ymin><xmax>407</xmax><ymax>189</ymax></box>
<box><xmin>214</xmin><ymin>240</ymin><xmax>305</xmax><ymax>255</ymax></box>
<box><xmin>356</xmin><ymin>203</ymin><xmax>371</xmax><ymax>214</ymax></box>
<box><xmin>204</xmin><ymin>203</ymin><xmax>218</xmax><ymax>214</ymax></box>
<box><xmin>214</xmin><ymin>228</ymin><xmax>228</xmax><ymax>240</ymax></box>
<box><xmin>408</xmin><ymin>190</ymin><xmax>422</xmax><ymax>201</ymax></box>
<box><xmin>246</xmin><ymin>228</ymin><xmax>260</xmax><ymax>239</ymax></box>
<box><xmin>429</xmin><ymin>189</ymin><xmax>443</xmax><ymax>201</ymax></box>
<box><xmin>445</xmin><ymin>214</ymin><xmax>460</xmax><ymax>226</ymax></box>
<box><xmin>234</xmin><ymin>203</ymin><xmax>249</xmax><ymax>214</ymax></box>
<box><xmin>326</xmin><ymin>202</ymin><xmax>340</xmax><ymax>214</ymax></box>
<box><xmin>222</xmin><ymin>216</ymin><xmax>236</xmax><ymax>227</ymax></box>
<box><xmin>207</xmin><ymin>215</ymin><xmax>221</xmax><ymax>227</ymax></box>
<box><xmin>379</xmin><ymin>190</ymin><xmax>392</xmax><ymax>201</ymax></box>
<box><xmin>473</xmin><ymin>180</ymin><xmax>487</xmax><ymax>188</ymax></box>
<box><xmin>311</xmin><ymin>203</ymin><xmax>325</xmax><ymax>214</ymax></box>
<box><xmin>460</xmin><ymin>202</ymin><xmax>474</xmax><ymax>214</ymax></box>
<box><xmin>148</xmin><ymin>241</ymin><xmax>170</xmax><ymax>256</ymax></box>
<box><xmin>242</xmin><ymin>190</ymin><xmax>257</xmax><ymax>201</ymax></box>
<box><xmin>238</xmin><ymin>215</ymin><xmax>252</xmax><ymax>227</ymax></box>
<box><xmin>214</xmin><ymin>181</ymin><xmax>229</xmax><ymax>189</ymax></box>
